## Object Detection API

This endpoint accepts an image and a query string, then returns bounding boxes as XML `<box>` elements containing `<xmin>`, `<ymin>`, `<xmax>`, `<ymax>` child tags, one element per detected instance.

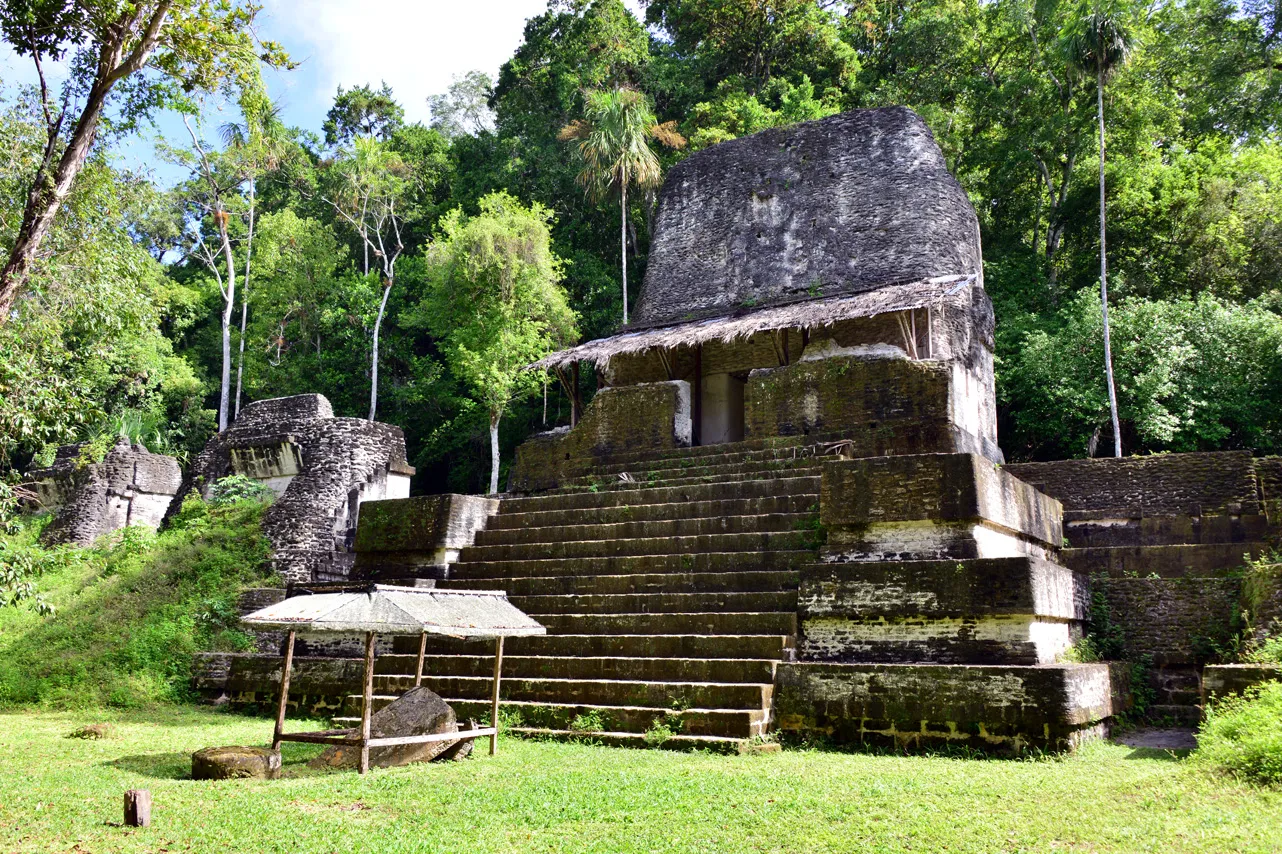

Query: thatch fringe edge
<box><xmin>527</xmin><ymin>274</ymin><xmax>977</xmax><ymax>371</ymax></box>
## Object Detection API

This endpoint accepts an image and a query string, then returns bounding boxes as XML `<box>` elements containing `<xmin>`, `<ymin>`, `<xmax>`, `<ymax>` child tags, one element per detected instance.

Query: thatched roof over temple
<box><xmin>530</xmin><ymin>107</ymin><xmax>983</xmax><ymax>371</ymax></box>
<box><xmin>530</xmin><ymin>274</ymin><xmax>976</xmax><ymax>371</ymax></box>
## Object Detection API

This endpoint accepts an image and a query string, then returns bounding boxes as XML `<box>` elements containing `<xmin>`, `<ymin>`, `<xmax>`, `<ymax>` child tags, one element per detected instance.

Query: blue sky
<box><xmin>1</xmin><ymin>1</ymin><xmax>645</xmax><ymax>184</ymax></box>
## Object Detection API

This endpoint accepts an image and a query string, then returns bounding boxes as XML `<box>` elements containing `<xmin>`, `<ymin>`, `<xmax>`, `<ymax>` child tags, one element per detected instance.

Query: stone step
<box><xmin>553</xmin><ymin>461</ymin><xmax>825</xmax><ymax>494</ymax></box>
<box><xmin>551</xmin><ymin>429</ymin><xmax>857</xmax><ymax>471</ymax></box>
<box><xmin>338</xmin><ymin>700</ymin><xmax>767</xmax><ymax>739</ymax></box>
<box><xmin>529</xmin><ymin>611</ymin><xmax>797</xmax><ymax>637</ymax></box>
<box><xmin>582</xmin><ymin>444</ymin><xmax>830</xmax><ymax>477</ymax></box>
<box><xmin>486</xmin><ymin>494</ymin><xmax>817</xmax><ymax>531</ymax></box>
<box><xmin>473</xmin><ymin>511</ymin><xmax>814</xmax><ymax>547</ymax></box>
<box><xmin>442</xmin><ymin>569</ymin><xmax>800</xmax><ymax>597</ymax></box>
<box><xmin>504</xmin><ymin>590</ymin><xmax>798</xmax><ymax>615</ymax></box>
<box><xmin>458</xmin><ymin>531</ymin><xmax>814</xmax><ymax>563</ymax></box>
<box><xmin>1062</xmin><ymin>542</ymin><xmax>1268</xmax><ymax>578</ymax></box>
<box><xmin>560</xmin><ymin>457</ymin><xmax>823</xmax><ymax>489</ymax></box>
<box><xmin>448</xmin><ymin>549</ymin><xmax>816</xmax><ymax>580</ymax></box>
<box><xmin>498</xmin><ymin>475</ymin><xmax>821</xmax><ymax>515</ymax></box>
<box><xmin>373</xmin><ymin>654</ymin><xmax>779</xmax><ymax>684</ymax></box>
<box><xmin>389</xmin><ymin>633</ymin><xmax>794</xmax><ymax>661</ymax></box>
<box><xmin>359</xmin><ymin>674</ymin><xmax>775</xmax><ymax>710</ymax></box>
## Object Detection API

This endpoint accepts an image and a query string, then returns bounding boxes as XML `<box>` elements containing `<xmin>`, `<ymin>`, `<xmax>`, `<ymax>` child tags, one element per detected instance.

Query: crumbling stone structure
<box><xmin>27</xmin><ymin>438</ymin><xmax>182</xmax><ymax>546</ymax></box>
<box><xmin>174</xmin><ymin>394</ymin><xmax>414</xmax><ymax>583</ymax></box>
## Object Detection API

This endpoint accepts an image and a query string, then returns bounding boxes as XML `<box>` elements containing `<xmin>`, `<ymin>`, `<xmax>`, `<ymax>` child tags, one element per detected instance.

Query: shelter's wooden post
<box><xmin>272</xmin><ymin>629</ymin><xmax>296</xmax><ymax>751</ymax></box>
<box><xmin>692</xmin><ymin>345</ymin><xmax>703</xmax><ymax>446</ymax></box>
<box><xmin>359</xmin><ymin>631</ymin><xmax>377</xmax><ymax>774</ymax></box>
<box><xmin>490</xmin><ymin>636</ymin><xmax>505</xmax><ymax>756</ymax></box>
<box><xmin>414</xmin><ymin>630</ymin><xmax>427</xmax><ymax>688</ymax></box>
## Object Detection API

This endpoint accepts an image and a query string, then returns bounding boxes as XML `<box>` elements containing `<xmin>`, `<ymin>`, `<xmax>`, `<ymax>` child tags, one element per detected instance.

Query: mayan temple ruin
<box><xmin>196</xmin><ymin>107</ymin><xmax>1282</xmax><ymax>752</ymax></box>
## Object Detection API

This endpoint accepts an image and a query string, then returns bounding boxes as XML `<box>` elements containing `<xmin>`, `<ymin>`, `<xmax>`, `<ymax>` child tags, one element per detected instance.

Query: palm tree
<box><xmin>560</xmin><ymin>87</ymin><xmax>685</xmax><ymax>325</ymax></box>
<box><xmin>1064</xmin><ymin>0</ymin><xmax>1134</xmax><ymax>457</ymax></box>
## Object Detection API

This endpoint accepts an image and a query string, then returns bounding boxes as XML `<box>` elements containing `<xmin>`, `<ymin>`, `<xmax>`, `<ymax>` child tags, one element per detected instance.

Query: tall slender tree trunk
<box><xmin>1098</xmin><ymin>61</ymin><xmax>1122</xmax><ymax>458</ymax></box>
<box><xmin>621</xmin><ymin>168</ymin><xmax>628</xmax><ymax>326</ymax></box>
<box><xmin>489</xmin><ymin>409</ymin><xmax>502</xmax><ymax>495</ymax></box>
<box><xmin>217</xmin><ymin>216</ymin><xmax>237</xmax><ymax>432</ymax></box>
<box><xmin>234</xmin><ymin>181</ymin><xmax>256</xmax><ymax>418</ymax></box>
<box><xmin>368</xmin><ymin>279</ymin><xmax>392</xmax><ymax>421</ymax></box>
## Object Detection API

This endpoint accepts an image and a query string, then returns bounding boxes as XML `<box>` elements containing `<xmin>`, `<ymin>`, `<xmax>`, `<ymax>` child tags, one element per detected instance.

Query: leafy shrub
<box><xmin>208</xmin><ymin>474</ymin><xmax>276</xmax><ymax>505</ymax></box>
<box><xmin>1195</xmin><ymin>681</ymin><xmax>1282</xmax><ymax>785</ymax></box>
<box><xmin>0</xmin><ymin>495</ymin><xmax>275</xmax><ymax>708</ymax></box>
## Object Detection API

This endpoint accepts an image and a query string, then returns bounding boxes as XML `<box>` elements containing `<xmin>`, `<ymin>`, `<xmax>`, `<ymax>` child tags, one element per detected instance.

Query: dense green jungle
<box><xmin>2</xmin><ymin>0</ymin><xmax>1281</xmax><ymax>500</ymax></box>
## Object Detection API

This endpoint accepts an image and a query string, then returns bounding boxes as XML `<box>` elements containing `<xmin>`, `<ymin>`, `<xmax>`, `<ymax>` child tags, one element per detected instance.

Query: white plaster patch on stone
<box><xmin>948</xmin><ymin>360</ymin><xmax>985</xmax><ymax>440</ymax></box>
<box><xmin>671</xmin><ymin>378</ymin><xmax>693</xmax><ymax>447</ymax></box>
<box><xmin>258</xmin><ymin>475</ymin><xmax>296</xmax><ymax>497</ymax></box>
<box><xmin>230</xmin><ymin>442</ymin><xmax>303</xmax><ymax>480</ymax></box>
<box><xmin>386</xmin><ymin>473</ymin><xmax>412</xmax><ymax>500</ymax></box>
<box><xmin>127</xmin><ymin>491</ymin><xmax>174</xmax><ymax>529</ymax></box>
<box><xmin>800</xmin><ymin>338</ymin><xmax>908</xmax><ymax>362</ymax></box>
<box><xmin>802</xmin><ymin>615</ymin><xmax>1073</xmax><ymax>664</ymax></box>
<box><xmin>802</xmin><ymin>388</ymin><xmax>820</xmax><ymax>428</ymax></box>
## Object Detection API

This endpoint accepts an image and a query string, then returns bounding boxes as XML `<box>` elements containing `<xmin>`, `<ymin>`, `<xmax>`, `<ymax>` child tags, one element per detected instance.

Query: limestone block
<box><xmin>352</xmin><ymin>494</ymin><xmax>499</xmax><ymax>582</ymax></box>
<box><xmin>821</xmin><ymin>453</ymin><xmax>1062</xmax><ymax>557</ymax></box>
<box><xmin>508</xmin><ymin>381</ymin><xmax>692</xmax><ymax>493</ymax></box>
<box><xmin>774</xmin><ymin>661</ymin><xmax>1128</xmax><ymax>753</ymax></box>
<box><xmin>191</xmin><ymin>746</ymin><xmax>281</xmax><ymax>780</ymax></box>
<box><xmin>1203</xmin><ymin>664</ymin><xmax>1282</xmax><ymax>700</ymax></box>
<box><xmin>309</xmin><ymin>687</ymin><xmax>462</xmax><ymax>770</ymax></box>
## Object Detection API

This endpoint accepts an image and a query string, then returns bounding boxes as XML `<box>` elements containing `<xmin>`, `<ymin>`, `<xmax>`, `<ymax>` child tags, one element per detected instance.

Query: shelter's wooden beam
<box><xmin>359</xmin><ymin>631</ymin><xmax>376</xmax><ymax>774</ymax></box>
<box><xmin>367</xmin><ymin>728</ymin><xmax>497</xmax><ymax>748</ymax></box>
<box><xmin>272</xmin><ymin>629</ymin><xmax>296</xmax><ymax>751</ymax></box>
<box><xmin>656</xmin><ymin>348</ymin><xmax>675</xmax><ymax>381</ymax></box>
<box><xmin>414</xmin><ymin>631</ymin><xmax>427</xmax><ymax>688</ymax></box>
<box><xmin>490</xmin><ymin>637</ymin><xmax>505</xmax><ymax>756</ymax></box>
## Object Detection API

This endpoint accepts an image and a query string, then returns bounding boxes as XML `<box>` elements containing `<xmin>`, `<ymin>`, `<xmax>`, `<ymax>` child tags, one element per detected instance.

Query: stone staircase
<box><xmin>330</xmin><ymin>438</ymin><xmax>832</xmax><ymax>751</ymax></box>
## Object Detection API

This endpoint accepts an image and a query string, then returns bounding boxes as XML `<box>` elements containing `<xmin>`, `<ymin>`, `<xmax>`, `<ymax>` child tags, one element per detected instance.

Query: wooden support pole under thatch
<box><xmin>414</xmin><ymin>630</ymin><xmax>427</xmax><ymax>688</ymax></box>
<box><xmin>272</xmin><ymin>630</ymin><xmax>296</xmax><ymax>751</ymax></box>
<box><xmin>490</xmin><ymin>636</ymin><xmax>505</xmax><ymax>756</ymax></box>
<box><xmin>359</xmin><ymin>631</ymin><xmax>377</xmax><ymax>775</ymax></box>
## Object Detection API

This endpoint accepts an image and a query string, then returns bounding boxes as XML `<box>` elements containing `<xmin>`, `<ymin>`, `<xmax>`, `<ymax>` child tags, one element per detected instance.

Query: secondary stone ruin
<box><xmin>173</xmin><ymin>394</ymin><xmax>415</xmax><ymax>583</ymax></box>
<box><xmin>26</xmin><ymin>438</ymin><xmax>182</xmax><ymax>546</ymax></box>
<box><xmin>193</xmin><ymin>108</ymin><xmax>1279</xmax><ymax>752</ymax></box>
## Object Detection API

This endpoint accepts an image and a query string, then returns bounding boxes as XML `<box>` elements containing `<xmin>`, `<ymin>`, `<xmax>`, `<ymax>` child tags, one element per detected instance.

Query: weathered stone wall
<box><xmin>351</xmin><ymin>494</ymin><xmax>499</xmax><ymax>583</ymax></box>
<box><xmin>745</xmin><ymin>354</ymin><xmax>1001</xmax><ymax>463</ymax></box>
<box><xmin>508</xmin><ymin>381</ymin><xmax>691</xmax><ymax>494</ymax></box>
<box><xmin>821</xmin><ymin>454</ymin><xmax>1062</xmax><ymax>559</ymax></box>
<box><xmin>171</xmin><ymin>394</ymin><xmax>415</xmax><ymax>583</ymax></box>
<box><xmin>1203</xmin><ymin>664</ymin><xmax>1282</xmax><ymax>699</ymax></box>
<box><xmin>774</xmin><ymin>661</ymin><xmax>1129</xmax><ymax>753</ymax></box>
<box><xmin>1006</xmin><ymin>452</ymin><xmax>1261</xmax><ymax>517</ymax></box>
<box><xmin>29</xmin><ymin>438</ymin><xmax>182</xmax><ymax>546</ymax></box>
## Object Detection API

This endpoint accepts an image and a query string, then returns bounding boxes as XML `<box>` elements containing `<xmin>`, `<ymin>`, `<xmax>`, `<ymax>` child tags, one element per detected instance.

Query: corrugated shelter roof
<box><xmin>528</xmin><ymin>274</ymin><xmax>976</xmax><ymax>371</ymax></box>
<box><xmin>241</xmin><ymin>585</ymin><xmax>546</xmax><ymax>638</ymax></box>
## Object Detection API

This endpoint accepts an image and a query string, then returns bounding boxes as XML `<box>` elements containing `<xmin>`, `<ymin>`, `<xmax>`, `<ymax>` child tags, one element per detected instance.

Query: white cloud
<box><xmin>260</xmin><ymin>0</ymin><xmax>644</xmax><ymax>127</ymax></box>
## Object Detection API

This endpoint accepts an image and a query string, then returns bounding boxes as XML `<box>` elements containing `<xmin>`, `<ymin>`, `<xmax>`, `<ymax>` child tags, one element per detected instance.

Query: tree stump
<box><xmin>123</xmin><ymin>789</ymin><xmax>151</xmax><ymax>827</ymax></box>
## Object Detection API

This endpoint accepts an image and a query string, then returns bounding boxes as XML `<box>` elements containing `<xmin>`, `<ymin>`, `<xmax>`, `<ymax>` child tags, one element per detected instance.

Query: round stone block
<box><xmin>191</xmin><ymin>745</ymin><xmax>281</xmax><ymax>780</ymax></box>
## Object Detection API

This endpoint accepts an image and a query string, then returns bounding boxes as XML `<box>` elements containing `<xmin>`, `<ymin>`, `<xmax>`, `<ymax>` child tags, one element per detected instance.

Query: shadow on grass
<box><xmin>106</xmin><ymin>751</ymin><xmax>192</xmax><ymax>779</ymax></box>
<box><xmin>1122</xmin><ymin>747</ymin><xmax>1193</xmax><ymax>762</ymax></box>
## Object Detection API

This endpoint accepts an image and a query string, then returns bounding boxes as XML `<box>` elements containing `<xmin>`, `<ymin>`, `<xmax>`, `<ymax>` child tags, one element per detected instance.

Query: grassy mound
<box><xmin>1196</xmin><ymin>681</ymin><xmax>1282</xmax><ymax>786</ymax></box>
<box><xmin>0</xmin><ymin>495</ymin><xmax>275</xmax><ymax>708</ymax></box>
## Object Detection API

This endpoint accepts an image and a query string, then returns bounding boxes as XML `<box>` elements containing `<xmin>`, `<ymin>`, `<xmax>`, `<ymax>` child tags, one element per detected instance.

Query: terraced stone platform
<box><xmin>199</xmin><ymin>437</ymin><xmax>832</xmax><ymax>751</ymax></box>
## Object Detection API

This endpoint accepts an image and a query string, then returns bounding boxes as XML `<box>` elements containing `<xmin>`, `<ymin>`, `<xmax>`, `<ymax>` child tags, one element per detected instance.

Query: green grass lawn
<box><xmin>1</xmin><ymin>708</ymin><xmax>1279</xmax><ymax>854</ymax></box>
